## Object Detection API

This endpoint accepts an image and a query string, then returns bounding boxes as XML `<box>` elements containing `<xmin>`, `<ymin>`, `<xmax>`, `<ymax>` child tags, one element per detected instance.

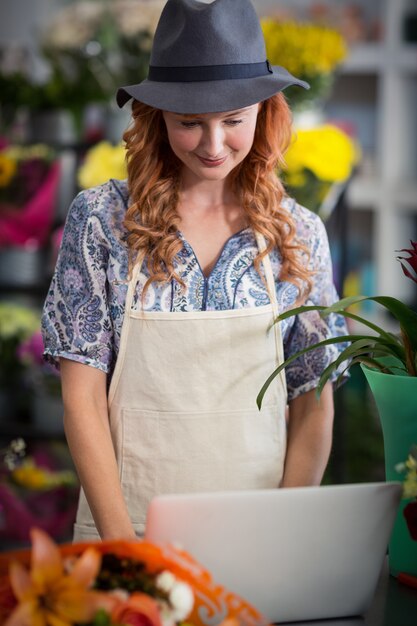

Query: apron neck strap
<box><xmin>125</xmin><ymin>251</ymin><xmax>146</xmax><ymax>312</ymax></box>
<box><xmin>255</xmin><ymin>232</ymin><xmax>279</xmax><ymax>317</ymax></box>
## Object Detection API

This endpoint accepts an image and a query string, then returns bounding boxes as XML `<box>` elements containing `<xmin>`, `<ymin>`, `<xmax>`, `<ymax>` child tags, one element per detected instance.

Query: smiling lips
<box><xmin>195</xmin><ymin>154</ymin><xmax>229</xmax><ymax>167</ymax></box>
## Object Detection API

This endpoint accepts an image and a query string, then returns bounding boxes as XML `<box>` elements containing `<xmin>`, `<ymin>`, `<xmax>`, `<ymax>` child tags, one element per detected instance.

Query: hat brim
<box><xmin>116</xmin><ymin>65</ymin><xmax>309</xmax><ymax>114</ymax></box>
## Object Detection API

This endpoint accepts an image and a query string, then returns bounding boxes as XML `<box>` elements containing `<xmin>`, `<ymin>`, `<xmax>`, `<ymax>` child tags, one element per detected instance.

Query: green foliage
<box><xmin>257</xmin><ymin>294</ymin><xmax>417</xmax><ymax>408</ymax></box>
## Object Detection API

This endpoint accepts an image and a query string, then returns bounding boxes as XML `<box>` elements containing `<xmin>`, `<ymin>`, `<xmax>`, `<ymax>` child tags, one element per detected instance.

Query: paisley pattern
<box><xmin>41</xmin><ymin>179</ymin><xmax>349</xmax><ymax>400</ymax></box>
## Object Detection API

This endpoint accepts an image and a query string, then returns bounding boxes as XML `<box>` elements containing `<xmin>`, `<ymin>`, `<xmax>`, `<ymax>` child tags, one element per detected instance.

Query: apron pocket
<box><xmin>120</xmin><ymin>406</ymin><xmax>286</xmax><ymax>524</ymax></box>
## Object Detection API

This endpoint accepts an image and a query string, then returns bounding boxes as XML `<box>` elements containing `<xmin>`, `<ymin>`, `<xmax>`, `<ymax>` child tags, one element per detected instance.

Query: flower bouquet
<box><xmin>17</xmin><ymin>329</ymin><xmax>64</xmax><ymax>433</ymax></box>
<box><xmin>0</xmin><ymin>302</ymin><xmax>40</xmax><ymax>417</ymax></box>
<box><xmin>281</xmin><ymin>124</ymin><xmax>360</xmax><ymax>215</ymax></box>
<box><xmin>261</xmin><ymin>19</ymin><xmax>347</xmax><ymax>111</ymax></box>
<box><xmin>395</xmin><ymin>446</ymin><xmax>417</xmax><ymax>587</ymax></box>
<box><xmin>77</xmin><ymin>141</ymin><xmax>127</xmax><ymax>190</ymax></box>
<box><xmin>0</xmin><ymin>527</ymin><xmax>269</xmax><ymax>626</ymax></box>
<box><xmin>0</xmin><ymin>440</ymin><xmax>79</xmax><ymax>545</ymax></box>
<box><xmin>0</xmin><ymin>142</ymin><xmax>59</xmax><ymax>248</ymax></box>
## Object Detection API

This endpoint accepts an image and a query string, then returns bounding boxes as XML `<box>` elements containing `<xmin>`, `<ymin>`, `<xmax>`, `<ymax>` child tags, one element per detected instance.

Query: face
<box><xmin>162</xmin><ymin>104</ymin><xmax>260</xmax><ymax>183</ymax></box>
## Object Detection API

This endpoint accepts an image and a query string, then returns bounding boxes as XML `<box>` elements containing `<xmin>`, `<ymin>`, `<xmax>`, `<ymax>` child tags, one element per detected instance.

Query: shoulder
<box><xmin>283</xmin><ymin>196</ymin><xmax>326</xmax><ymax>242</ymax></box>
<box><xmin>69</xmin><ymin>178</ymin><xmax>129</xmax><ymax>219</ymax></box>
<box><xmin>281</xmin><ymin>196</ymin><xmax>329</xmax><ymax>263</ymax></box>
<box><xmin>65</xmin><ymin>179</ymin><xmax>130</xmax><ymax>245</ymax></box>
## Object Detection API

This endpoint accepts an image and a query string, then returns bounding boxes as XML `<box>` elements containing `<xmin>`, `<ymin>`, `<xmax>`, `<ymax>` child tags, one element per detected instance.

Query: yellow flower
<box><xmin>77</xmin><ymin>141</ymin><xmax>127</xmax><ymax>189</ymax></box>
<box><xmin>284</xmin><ymin>170</ymin><xmax>307</xmax><ymax>188</ymax></box>
<box><xmin>0</xmin><ymin>304</ymin><xmax>39</xmax><ymax>341</ymax></box>
<box><xmin>284</xmin><ymin>124</ymin><xmax>361</xmax><ymax>182</ymax></box>
<box><xmin>11</xmin><ymin>459</ymin><xmax>76</xmax><ymax>491</ymax></box>
<box><xmin>5</xmin><ymin>528</ymin><xmax>116</xmax><ymax>626</ymax></box>
<box><xmin>261</xmin><ymin>19</ymin><xmax>347</xmax><ymax>77</ymax></box>
<box><xmin>0</xmin><ymin>153</ymin><xmax>17</xmax><ymax>187</ymax></box>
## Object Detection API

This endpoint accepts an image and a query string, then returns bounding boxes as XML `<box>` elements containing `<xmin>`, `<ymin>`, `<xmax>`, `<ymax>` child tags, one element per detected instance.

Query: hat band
<box><xmin>148</xmin><ymin>60</ymin><xmax>273</xmax><ymax>82</ymax></box>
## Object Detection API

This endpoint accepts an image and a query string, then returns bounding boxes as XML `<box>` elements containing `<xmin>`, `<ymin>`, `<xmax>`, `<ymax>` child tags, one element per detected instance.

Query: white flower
<box><xmin>156</xmin><ymin>570</ymin><xmax>176</xmax><ymax>593</ymax></box>
<box><xmin>169</xmin><ymin>581</ymin><xmax>194</xmax><ymax>621</ymax></box>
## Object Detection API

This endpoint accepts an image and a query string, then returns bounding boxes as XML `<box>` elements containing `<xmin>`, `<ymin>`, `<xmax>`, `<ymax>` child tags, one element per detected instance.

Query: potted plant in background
<box><xmin>257</xmin><ymin>242</ymin><xmax>417</xmax><ymax>577</ymax></box>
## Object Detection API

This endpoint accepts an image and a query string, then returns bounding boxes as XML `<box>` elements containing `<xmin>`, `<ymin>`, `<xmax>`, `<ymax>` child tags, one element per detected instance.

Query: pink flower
<box><xmin>404</xmin><ymin>501</ymin><xmax>417</xmax><ymax>541</ymax></box>
<box><xmin>16</xmin><ymin>331</ymin><xmax>44</xmax><ymax>367</ymax></box>
<box><xmin>397</xmin><ymin>241</ymin><xmax>417</xmax><ymax>284</ymax></box>
<box><xmin>111</xmin><ymin>592</ymin><xmax>163</xmax><ymax>626</ymax></box>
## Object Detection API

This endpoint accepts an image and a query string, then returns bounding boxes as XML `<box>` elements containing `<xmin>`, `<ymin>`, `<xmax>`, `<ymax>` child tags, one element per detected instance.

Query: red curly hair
<box><xmin>123</xmin><ymin>94</ymin><xmax>312</xmax><ymax>300</ymax></box>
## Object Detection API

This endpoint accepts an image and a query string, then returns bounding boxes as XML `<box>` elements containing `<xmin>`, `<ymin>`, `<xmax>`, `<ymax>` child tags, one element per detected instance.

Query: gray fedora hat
<box><xmin>116</xmin><ymin>0</ymin><xmax>309</xmax><ymax>114</ymax></box>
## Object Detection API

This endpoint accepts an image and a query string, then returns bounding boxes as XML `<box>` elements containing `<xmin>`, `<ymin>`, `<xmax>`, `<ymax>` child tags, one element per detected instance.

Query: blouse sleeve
<box><xmin>41</xmin><ymin>190</ymin><xmax>114</xmax><ymax>373</ymax></box>
<box><xmin>284</xmin><ymin>211</ymin><xmax>349</xmax><ymax>401</ymax></box>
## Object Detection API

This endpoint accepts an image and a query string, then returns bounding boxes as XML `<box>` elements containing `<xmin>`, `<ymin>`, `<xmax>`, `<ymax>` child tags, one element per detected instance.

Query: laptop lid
<box><xmin>145</xmin><ymin>482</ymin><xmax>402</xmax><ymax>623</ymax></box>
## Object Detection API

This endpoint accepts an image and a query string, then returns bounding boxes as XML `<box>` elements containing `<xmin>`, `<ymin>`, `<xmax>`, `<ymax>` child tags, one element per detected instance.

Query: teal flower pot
<box><xmin>361</xmin><ymin>360</ymin><xmax>417</xmax><ymax>577</ymax></box>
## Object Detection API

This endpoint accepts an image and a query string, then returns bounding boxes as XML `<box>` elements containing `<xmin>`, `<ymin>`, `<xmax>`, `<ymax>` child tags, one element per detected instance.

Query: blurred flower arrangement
<box><xmin>0</xmin><ymin>527</ymin><xmax>267</xmax><ymax>626</ymax></box>
<box><xmin>0</xmin><ymin>302</ymin><xmax>39</xmax><ymax>391</ymax></box>
<box><xmin>0</xmin><ymin>141</ymin><xmax>59</xmax><ymax>247</ymax></box>
<box><xmin>396</xmin><ymin>445</ymin><xmax>417</xmax><ymax>541</ymax></box>
<box><xmin>281</xmin><ymin>124</ymin><xmax>361</xmax><ymax>214</ymax></box>
<box><xmin>261</xmin><ymin>19</ymin><xmax>348</xmax><ymax>110</ymax></box>
<box><xmin>0</xmin><ymin>0</ymin><xmax>164</xmax><ymax>131</ymax></box>
<box><xmin>78</xmin><ymin>141</ymin><xmax>127</xmax><ymax>189</ymax></box>
<box><xmin>17</xmin><ymin>329</ymin><xmax>61</xmax><ymax>397</ymax></box>
<box><xmin>0</xmin><ymin>440</ymin><xmax>79</xmax><ymax>545</ymax></box>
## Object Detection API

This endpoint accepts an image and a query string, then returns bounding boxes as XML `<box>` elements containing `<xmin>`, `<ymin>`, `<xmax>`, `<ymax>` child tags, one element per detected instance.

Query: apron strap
<box><xmin>125</xmin><ymin>252</ymin><xmax>146</xmax><ymax>312</ymax></box>
<box><xmin>255</xmin><ymin>232</ymin><xmax>287</xmax><ymax>397</ymax></box>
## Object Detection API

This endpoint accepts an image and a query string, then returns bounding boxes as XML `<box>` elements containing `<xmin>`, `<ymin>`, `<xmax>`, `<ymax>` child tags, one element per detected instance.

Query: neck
<box><xmin>178</xmin><ymin>174</ymin><xmax>237</xmax><ymax>213</ymax></box>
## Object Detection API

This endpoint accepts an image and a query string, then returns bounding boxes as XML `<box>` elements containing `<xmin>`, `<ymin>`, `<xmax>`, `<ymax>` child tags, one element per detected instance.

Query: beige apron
<box><xmin>73</xmin><ymin>232</ymin><xmax>287</xmax><ymax>541</ymax></box>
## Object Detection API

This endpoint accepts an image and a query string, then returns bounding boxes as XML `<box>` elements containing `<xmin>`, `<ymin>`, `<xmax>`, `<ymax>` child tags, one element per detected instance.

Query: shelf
<box><xmin>346</xmin><ymin>176</ymin><xmax>417</xmax><ymax>211</ymax></box>
<box><xmin>341</xmin><ymin>43</ymin><xmax>417</xmax><ymax>75</ymax></box>
<box><xmin>346</xmin><ymin>175</ymin><xmax>380</xmax><ymax>209</ymax></box>
<box><xmin>396</xmin><ymin>180</ymin><xmax>417</xmax><ymax>209</ymax></box>
<box><xmin>399</xmin><ymin>44</ymin><xmax>417</xmax><ymax>73</ymax></box>
<box><xmin>341</xmin><ymin>43</ymin><xmax>383</xmax><ymax>75</ymax></box>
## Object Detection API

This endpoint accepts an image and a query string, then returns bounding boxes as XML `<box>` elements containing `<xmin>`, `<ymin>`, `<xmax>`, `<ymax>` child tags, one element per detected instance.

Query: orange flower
<box><xmin>111</xmin><ymin>592</ymin><xmax>163</xmax><ymax>626</ymax></box>
<box><xmin>4</xmin><ymin>528</ymin><xmax>116</xmax><ymax>626</ymax></box>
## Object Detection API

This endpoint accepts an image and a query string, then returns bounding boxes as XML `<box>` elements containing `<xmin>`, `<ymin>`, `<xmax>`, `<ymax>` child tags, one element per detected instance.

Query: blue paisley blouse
<box><xmin>41</xmin><ymin>178</ymin><xmax>348</xmax><ymax>401</ymax></box>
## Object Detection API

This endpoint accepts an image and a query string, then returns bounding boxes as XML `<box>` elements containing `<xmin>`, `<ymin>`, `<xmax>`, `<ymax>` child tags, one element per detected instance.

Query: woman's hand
<box><xmin>60</xmin><ymin>358</ymin><xmax>137</xmax><ymax>540</ymax></box>
<box><xmin>280</xmin><ymin>382</ymin><xmax>334</xmax><ymax>487</ymax></box>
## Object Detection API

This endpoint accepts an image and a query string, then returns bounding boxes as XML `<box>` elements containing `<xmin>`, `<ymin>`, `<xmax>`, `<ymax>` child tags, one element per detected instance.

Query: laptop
<box><xmin>145</xmin><ymin>482</ymin><xmax>402</xmax><ymax>623</ymax></box>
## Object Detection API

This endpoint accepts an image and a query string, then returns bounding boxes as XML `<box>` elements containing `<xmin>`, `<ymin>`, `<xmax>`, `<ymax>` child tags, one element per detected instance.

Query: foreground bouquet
<box><xmin>0</xmin><ymin>528</ymin><xmax>268</xmax><ymax>626</ymax></box>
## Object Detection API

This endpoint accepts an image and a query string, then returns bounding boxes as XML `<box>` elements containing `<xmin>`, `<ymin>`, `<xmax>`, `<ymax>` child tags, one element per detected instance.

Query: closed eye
<box><xmin>180</xmin><ymin>121</ymin><xmax>200</xmax><ymax>128</ymax></box>
<box><xmin>224</xmin><ymin>119</ymin><xmax>242</xmax><ymax>126</ymax></box>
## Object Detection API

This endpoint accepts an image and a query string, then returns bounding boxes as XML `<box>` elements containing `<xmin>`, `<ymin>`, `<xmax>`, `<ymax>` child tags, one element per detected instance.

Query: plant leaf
<box><xmin>257</xmin><ymin>333</ymin><xmax>383</xmax><ymax>409</ymax></box>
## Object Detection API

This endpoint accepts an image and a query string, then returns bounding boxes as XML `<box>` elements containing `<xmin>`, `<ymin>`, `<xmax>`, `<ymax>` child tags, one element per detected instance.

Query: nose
<box><xmin>200</xmin><ymin>123</ymin><xmax>225</xmax><ymax>158</ymax></box>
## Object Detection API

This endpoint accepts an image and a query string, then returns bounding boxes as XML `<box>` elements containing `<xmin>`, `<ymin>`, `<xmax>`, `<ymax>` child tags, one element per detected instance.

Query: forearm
<box><xmin>60</xmin><ymin>358</ymin><xmax>136</xmax><ymax>541</ymax></box>
<box><xmin>64</xmin><ymin>406</ymin><xmax>136</xmax><ymax>540</ymax></box>
<box><xmin>280</xmin><ymin>383</ymin><xmax>334</xmax><ymax>487</ymax></box>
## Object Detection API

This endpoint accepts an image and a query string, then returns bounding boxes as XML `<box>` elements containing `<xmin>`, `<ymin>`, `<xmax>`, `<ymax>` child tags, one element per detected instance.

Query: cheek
<box><xmin>230</xmin><ymin>125</ymin><xmax>257</xmax><ymax>153</ymax></box>
<box><xmin>167</xmin><ymin>129</ymin><xmax>198</xmax><ymax>155</ymax></box>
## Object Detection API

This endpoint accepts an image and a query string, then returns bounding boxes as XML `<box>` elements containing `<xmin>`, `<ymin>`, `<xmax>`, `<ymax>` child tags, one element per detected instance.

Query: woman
<box><xmin>42</xmin><ymin>0</ymin><xmax>348</xmax><ymax>542</ymax></box>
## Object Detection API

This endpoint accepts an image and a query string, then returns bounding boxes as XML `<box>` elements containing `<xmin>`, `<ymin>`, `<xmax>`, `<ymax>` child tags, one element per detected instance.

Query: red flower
<box><xmin>403</xmin><ymin>501</ymin><xmax>417</xmax><ymax>540</ymax></box>
<box><xmin>397</xmin><ymin>241</ymin><xmax>417</xmax><ymax>284</ymax></box>
<box><xmin>111</xmin><ymin>592</ymin><xmax>163</xmax><ymax>626</ymax></box>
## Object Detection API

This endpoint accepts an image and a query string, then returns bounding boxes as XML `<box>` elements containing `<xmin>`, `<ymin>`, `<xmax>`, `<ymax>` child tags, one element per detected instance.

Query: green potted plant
<box><xmin>257</xmin><ymin>241</ymin><xmax>417</xmax><ymax>577</ymax></box>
